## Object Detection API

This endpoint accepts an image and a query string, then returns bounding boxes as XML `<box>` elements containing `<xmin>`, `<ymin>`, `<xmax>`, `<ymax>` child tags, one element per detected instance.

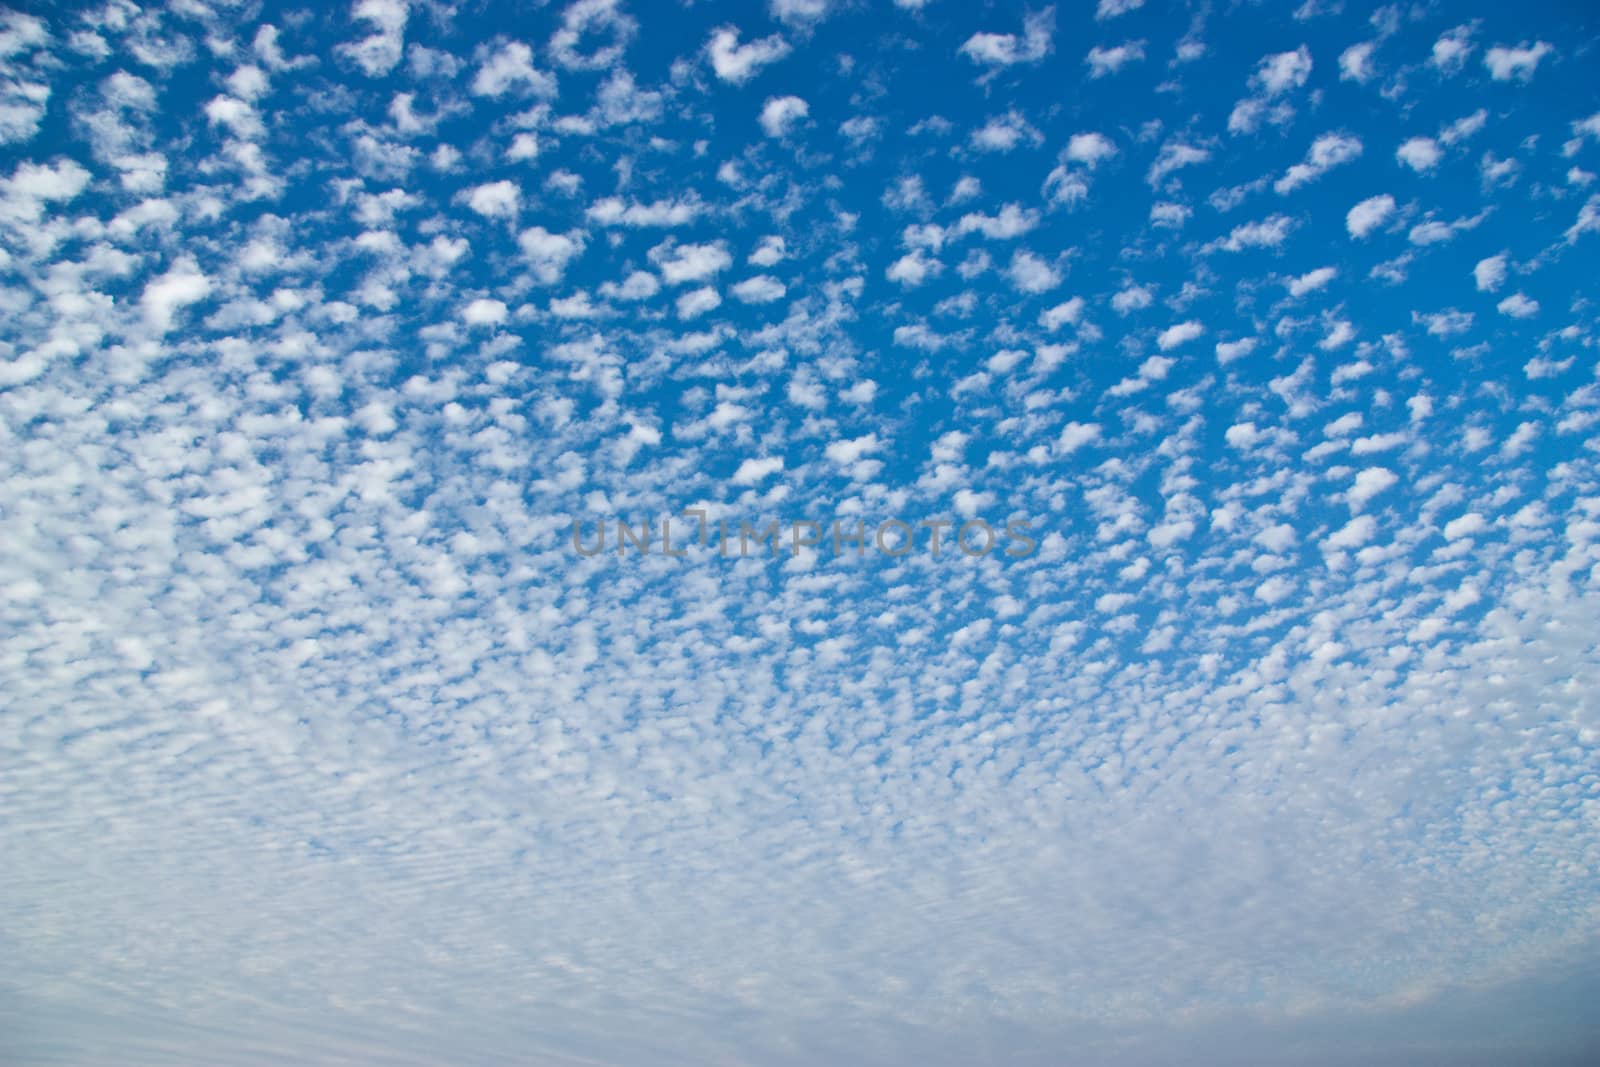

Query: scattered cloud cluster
<box><xmin>3</xmin><ymin>1</ymin><xmax>1599</xmax><ymax>1065</ymax></box>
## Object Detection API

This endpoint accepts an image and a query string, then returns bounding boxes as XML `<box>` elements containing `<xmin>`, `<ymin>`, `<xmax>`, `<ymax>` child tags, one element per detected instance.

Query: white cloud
<box><xmin>1147</xmin><ymin>142</ymin><xmax>1209</xmax><ymax>186</ymax></box>
<box><xmin>1430</xmin><ymin>25</ymin><xmax>1474</xmax><ymax>73</ymax></box>
<box><xmin>1228</xmin><ymin>98</ymin><xmax>1268</xmax><ymax>136</ymax></box>
<box><xmin>1112</xmin><ymin>285</ymin><xmax>1153</xmax><ymax>314</ymax></box>
<box><xmin>517</xmin><ymin>226</ymin><xmax>584</xmax><ymax>282</ymax></box>
<box><xmin>1286</xmin><ymin>266</ymin><xmax>1337</xmax><ymax>296</ymax></box>
<box><xmin>650</xmin><ymin>240</ymin><xmax>733</xmax><ymax>284</ymax></box>
<box><xmin>549</xmin><ymin>0</ymin><xmax>638</xmax><ymax>71</ymax></box>
<box><xmin>1571</xmin><ymin>112</ymin><xmax>1600</xmax><ymax>148</ymax></box>
<box><xmin>1320</xmin><ymin>321</ymin><xmax>1356</xmax><ymax>351</ymax></box>
<box><xmin>959</xmin><ymin>8</ymin><xmax>1054</xmax><ymax>66</ymax></box>
<box><xmin>731</xmin><ymin>275</ymin><xmax>787</xmax><ymax>303</ymax></box>
<box><xmin>598</xmin><ymin>270</ymin><xmax>661</xmax><ymax>301</ymax></box>
<box><xmin>676</xmin><ymin>285</ymin><xmax>721</xmax><ymax>319</ymax></box>
<box><xmin>470</xmin><ymin>41</ymin><xmax>557</xmax><ymax>97</ymax></box>
<box><xmin>1216</xmin><ymin>214</ymin><xmax>1293</xmax><ymax>251</ymax></box>
<box><xmin>1275</xmin><ymin>133</ymin><xmax>1363</xmax><ymax>194</ymax></box>
<box><xmin>750</xmin><ymin>236</ymin><xmax>786</xmax><ymax>266</ymax></box>
<box><xmin>1324</xmin><ymin>514</ymin><xmax>1376</xmax><ymax>549</ymax></box>
<box><xmin>840</xmin><ymin>116</ymin><xmax>878</xmax><ymax>144</ymax></box>
<box><xmin>464</xmin><ymin>179</ymin><xmax>520</xmax><ymax>219</ymax></box>
<box><xmin>1408</xmin><ymin>212</ymin><xmax>1483</xmax><ymax>246</ymax></box>
<box><xmin>1086</xmin><ymin>40</ymin><xmax>1146</xmax><ymax>78</ymax></box>
<box><xmin>1346</xmin><ymin>194</ymin><xmax>1396</xmax><ymax>238</ymax></box>
<box><xmin>1440</xmin><ymin>109</ymin><xmax>1488</xmax><ymax>146</ymax></box>
<box><xmin>550</xmin><ymin>293</ymin><xmax>599</xmax><ymax>319</ymax></box>
<box><xmin>582</xmin><ymin>70</ymin><xmax>664</xmax><ymax>128</ymax></box>
<box><xmin>955</xmin><ymin>203</ymin><xmax>1038</xmax><ymax>239</ymax></box>
<box><xmin>2</xmin><ymin>158</ymin><xmax>91</xmax><ymax>211</ymax></box>
<box><xmin>205</xmin><ymin>95</ymin><xmax>264</xmax><ymax>140</ymax></box>
<box><xmin>1484</xmin><ymin>41</ymin><xmax>1553</xmax><ymax>82</ymax></box>
<box><xmin>1040</xmin><ymin>298</ymin><xmax>1084</xmax><ymax>331</ymax></box>
<box><xmin>1443</xmin><ymin>513</ymin><xmax>1487</xmax><ymax>541</ymax></box>
<box><xmin>706</xmin><ymin>27</ymin><xmax>791</xmax><ymax>84</ymax></box>
<box><xmin>1150</xmin><ymin>201</ymin><xmax>1190</xmax><ymax>229</ymax></box>
<box><xmin>1216</xmin><ymin>337</ymin><xmax>1257</xmax><ymax>365</ymax></box>
<box><xmin>1497</xmin><ymin>292</ymin><xmax>1539</xmax><ymax>318</ymax></box>
<box><xmin>824</xmin><ymin>433</ymin><xmax>881</xmax><ymax>465</ymax></box>
<box><xmin>1157</xmin><ymin>320</ymin><xmax>1203</xmax><ymax>350</ymax></box>
<box><xmin>1348</xmin><ymin>466</ymin><xmax>1399</xmax><ymax>510</ymax></box>
<box><xmin>1396</xmin><ymin>137</ymin><xmax>1442</xmax><ymax>172</ymax></box>
<box><xmin>1043</xmin><ymin>167</ymin><xmax>1089</xmax><ymax>208</ymax></box>
<box><xmin>1567</xmin><ymin>194</ymin><xmax>1600</xmax><ymax>243</ymax></box>
<box><xmin>1057</xmin><ymin>421</ymin><xmax>1101</xmax><ymax>453</ymax></box>
<box><xmin>1225</xmin><ymin>422</ymin><xmax>1263</xmax><ymax>449</ymax></box>
<box><xmin>0</xmin><ymin>15</ymin><xmax>51</xmax><ymax>144</ymax></box>
<box><xmin>1253</xmin><ymin>46</ymin><xmax>1312</xmax><ymax>96</ymax></box>
<box><xmin>1255</xmin><ymin>575</ymin><xmax>1295</xmax><ymax>604</ymax></box>
<box><xmin>1149</xmin><ymin>519</ymin><xmax>1195</xmax><ymax>549</ymax></box>
<box><xmin>140</xmin><ymin>258</ymin><xmax>212</xmax><ymax>332</ymax></box>
<box><xmin>340</xmin><ymin>0</ymin><xmax>409</xmax><ymax>77</ymax></box>
<box><xmin>1066</xmin><ymin>131</ymin><xmax>1117</xmax><ymax>167</ymax></box>
<box><xmin>507</xmin><ymin>133</ymin><xmax>540</xmax><ymax>161</ymax></box>
<box><xmin>1416</xmin><ymin>309</ymin><xmax>1474</xmax><ymax>337</ymax></box>
<box><xmin>1473</xmin><ymin>254</ymin><xmax>1507</xmax><ymax>292</ymax></box>
<box><xmin>971</xmin><ymin>112</ymin><xmax>1041</xmax><ymax>152</ymax></box>
<box><xmin>1096</xmin><ymin>0</ymin><xmax>1145</xmax><ymax>19</ymax></box>
<box><xmin>461</xmin><ymin>297</ymin><xmax>508</xmax><ymax>326</ymax></box>
<box><xmin>759</xmin><ymin>95</ymin><xmax>809</xmax><ymax>137</ymax></box>
<box><xmin>586</xmin><ymin>196</ymin><xmax>700</xmax><ymax>227</ymax></box>
<box><xmin>1007</xmin><ymin>249</ymin><xmax>1061</xmax><ymax>293</ymax></box>
<box><xmin>770</xmin><ymin>0</ymin><xmax>831</xmax><ymax>27</ymax></box>
<box><xmin>731</xmin><ymin>456</ymin><xmax>784</xmax><ymax>485</ymax></box>
<box><xmin>1339</xmin><ymin>41</ymin><xmax>1376</xmax><ymax>83</ymax></box>
<box><xmin>887</xmin><ymin>249</ymin><xmax>942</xmax><ymax>288</ymax></box>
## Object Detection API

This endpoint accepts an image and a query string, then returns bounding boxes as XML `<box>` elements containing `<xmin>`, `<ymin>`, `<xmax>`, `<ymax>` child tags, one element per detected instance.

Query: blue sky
<box><xmin>3</xmin><ymin>0</ymin><xmax>1600</xmax><ymax>1064</ymax></box>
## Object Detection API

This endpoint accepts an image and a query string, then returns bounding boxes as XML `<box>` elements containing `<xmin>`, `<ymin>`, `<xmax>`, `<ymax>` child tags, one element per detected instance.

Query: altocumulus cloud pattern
<box><xmin>3</xmin><ymin>0</ymin><xmax>1600</xmax><ymax>1064</ymax></box>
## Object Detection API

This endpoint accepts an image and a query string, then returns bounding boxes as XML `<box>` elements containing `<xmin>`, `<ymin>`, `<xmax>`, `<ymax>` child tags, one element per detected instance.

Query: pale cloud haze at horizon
<box><xmin>2</xmin><ymin>0</ymin><xmax>1600</xmax><ymax>1064</ymax></box>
